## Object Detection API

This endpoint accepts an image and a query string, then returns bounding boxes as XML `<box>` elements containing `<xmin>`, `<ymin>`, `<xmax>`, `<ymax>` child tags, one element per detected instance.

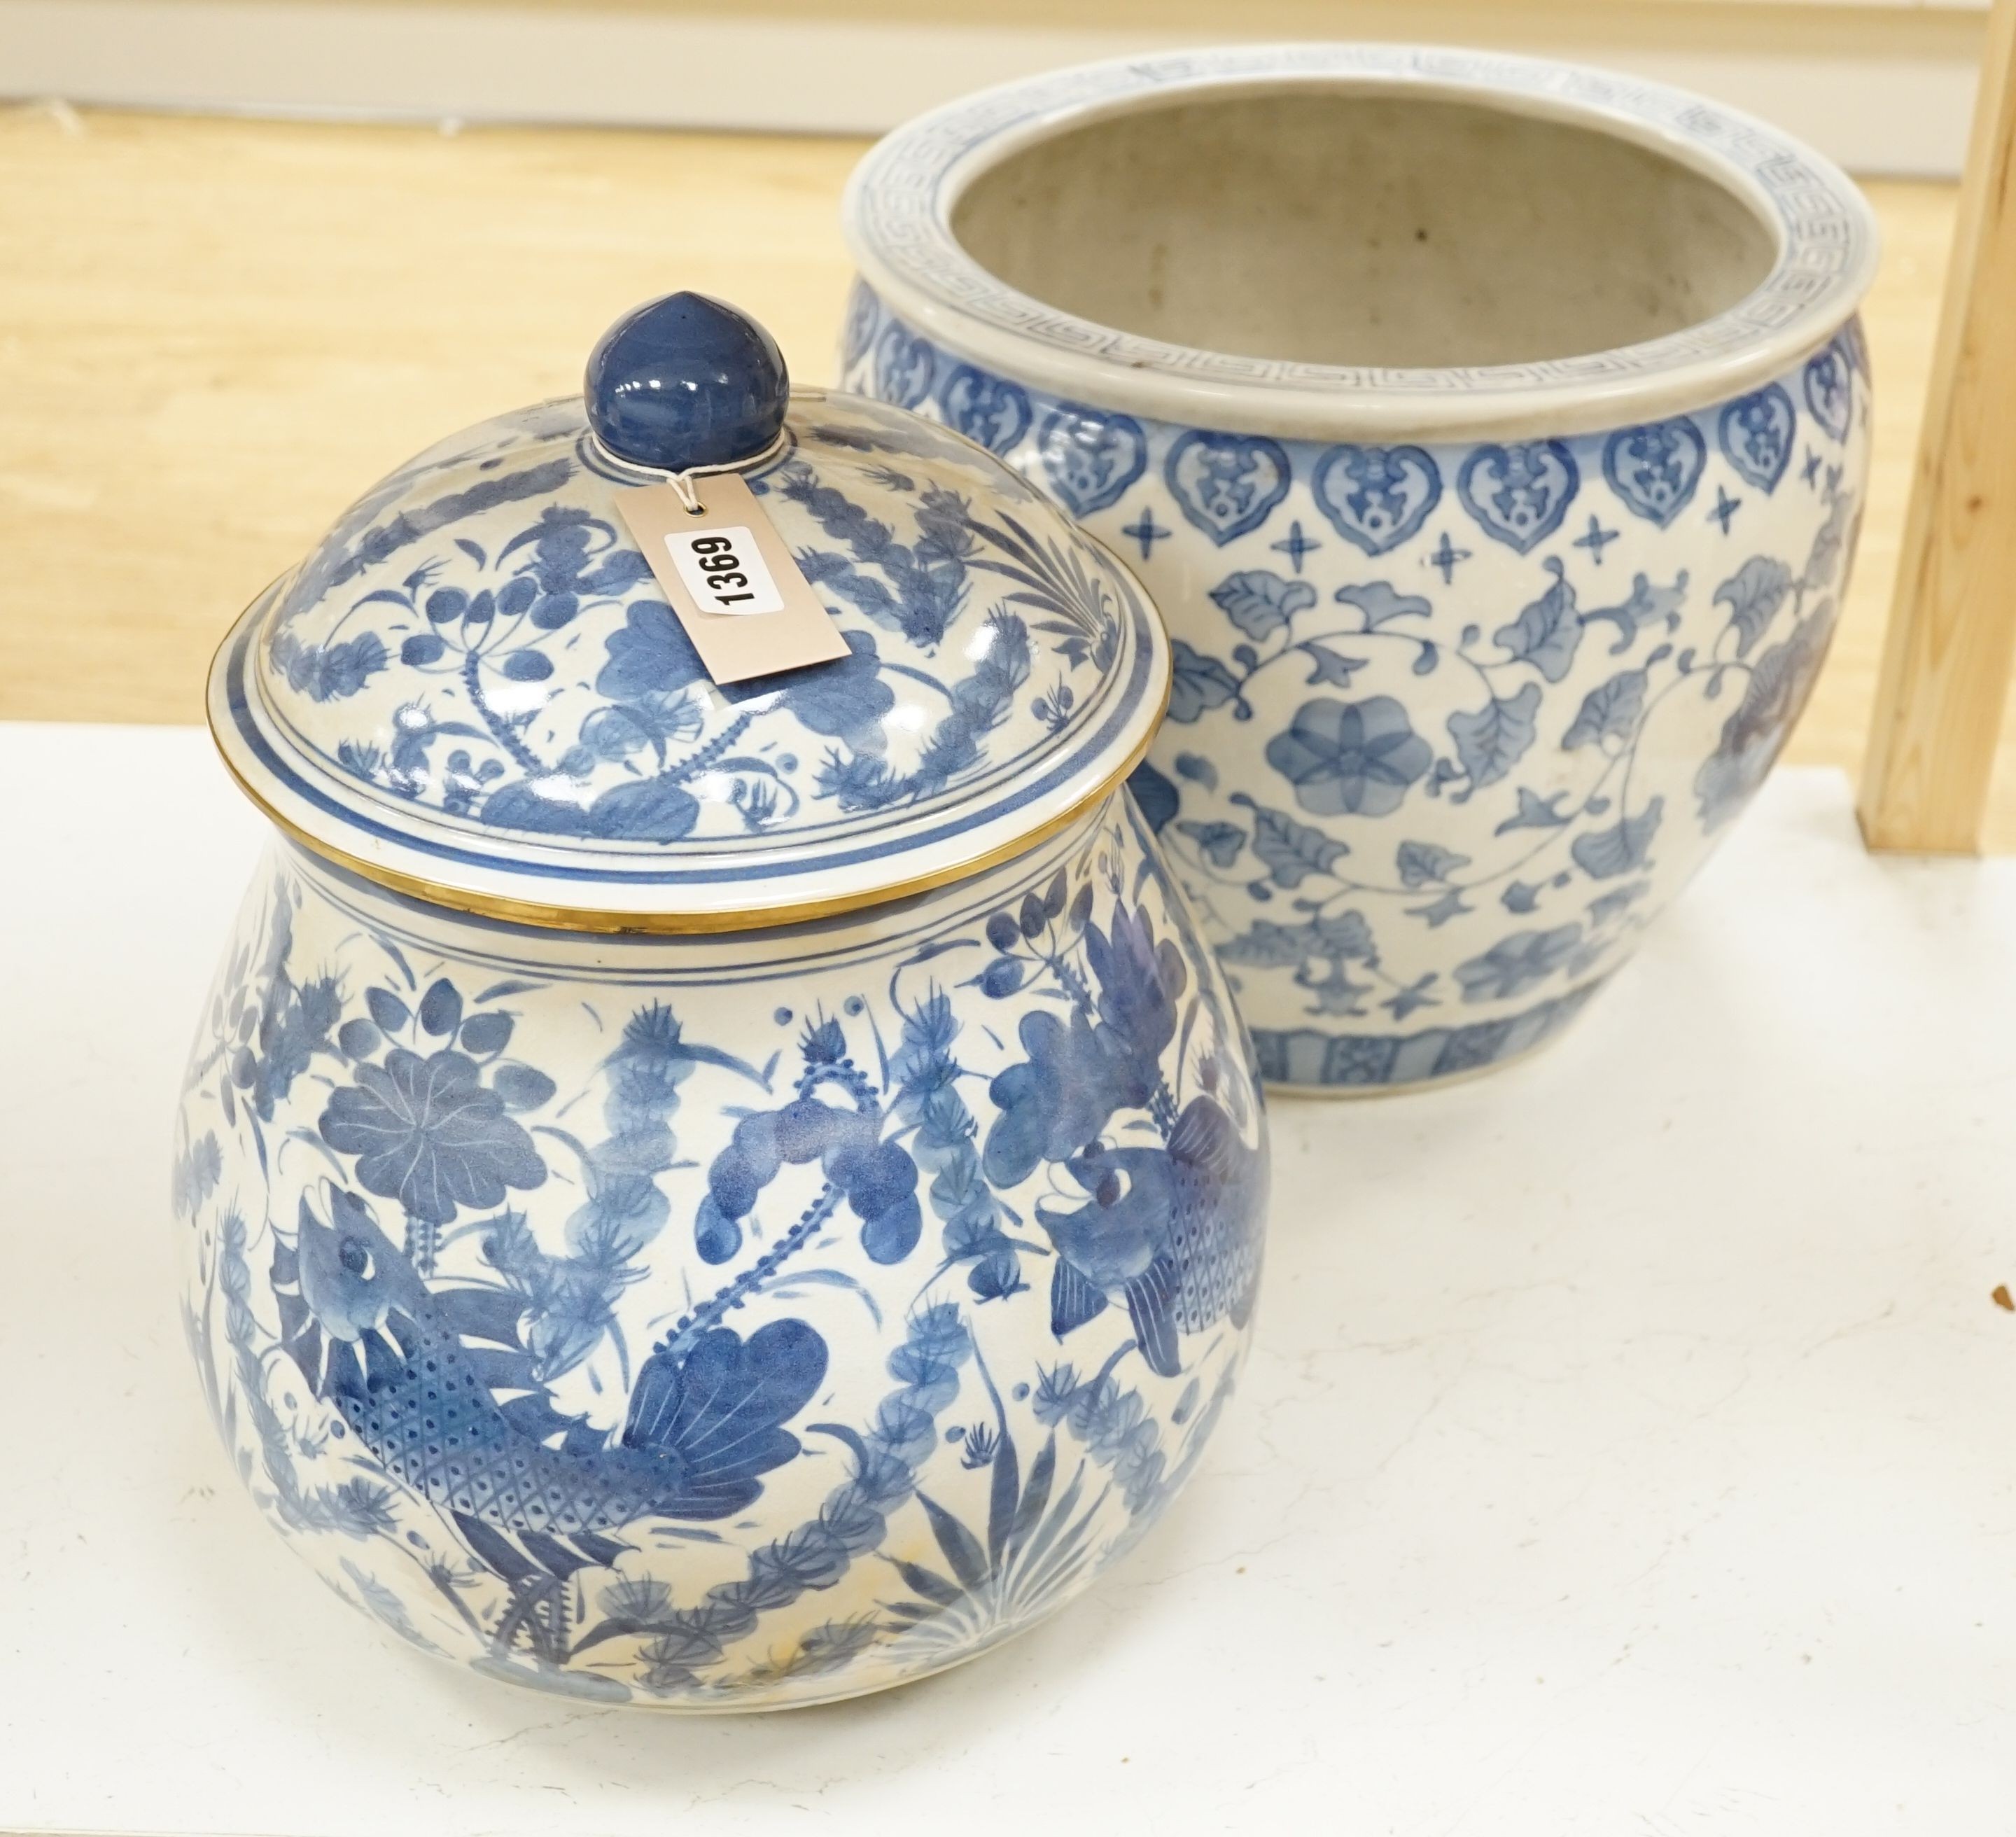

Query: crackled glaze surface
<box><xmin>842</xmin><ymin>290</ymin><xmax>1870</xmax><ymax>1088</ymax></box>
<box><xmin>174</xmin><ymin>792</ymin><xmax>1268</xmax><ymax>1707</ymax></box>
<box><xmin>223</xmin><ymin>391</ymin><xmax>1163</xmax><ymax>927</ymax></box>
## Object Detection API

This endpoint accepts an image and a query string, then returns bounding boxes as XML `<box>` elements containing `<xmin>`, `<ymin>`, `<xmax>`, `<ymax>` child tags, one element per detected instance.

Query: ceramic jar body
<box><xmin>841</xmin><ymin>301</ymin><xmax>1870</xmax><ymax>1091</ymax></box>
<box><xmin>841</xmin><ymin>45</ymin><xmax>1877</xmax><ymax>1090</ymax></box>
<box><xmin>173</xmin><ymin>792</ymin><xmax>1267</xmax><ymax>1708</ymax></box>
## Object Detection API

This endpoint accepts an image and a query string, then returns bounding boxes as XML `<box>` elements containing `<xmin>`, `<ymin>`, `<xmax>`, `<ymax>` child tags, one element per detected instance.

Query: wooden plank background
<box><xmin>3</xmin><ymin>1</ymin><xmax>1989</xmax><ymax>172</ymax></box>
<box><xmin>7</xmin><ymin>102</ymin><xmax>2009</xmax><ymax>843</ymax></box>
<box><xmin>1858</xmin><ymin>0</ymin><xmax>2016</xmax><ymax>851</ymax></box>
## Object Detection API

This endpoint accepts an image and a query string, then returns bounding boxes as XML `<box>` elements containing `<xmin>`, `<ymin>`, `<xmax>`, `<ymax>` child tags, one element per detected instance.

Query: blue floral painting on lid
<box><xmin>246</xmin><ymin>393</ymin><xmax>1152</xmax><ymax>907</ymax></box>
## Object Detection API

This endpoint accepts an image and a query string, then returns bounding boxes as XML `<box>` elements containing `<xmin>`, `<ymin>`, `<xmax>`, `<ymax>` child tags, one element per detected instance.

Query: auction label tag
<box><xmin>613</xmin><ymin>472</ymin><xmax>848</xmax><ymax>685</ymax></box>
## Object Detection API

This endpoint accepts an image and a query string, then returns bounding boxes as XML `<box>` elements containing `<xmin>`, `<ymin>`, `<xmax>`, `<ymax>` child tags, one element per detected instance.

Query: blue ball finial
<box><xmin>584</xmin><ymin>292</ymin><xmax>790</xmax><ymax>472</ymax></box>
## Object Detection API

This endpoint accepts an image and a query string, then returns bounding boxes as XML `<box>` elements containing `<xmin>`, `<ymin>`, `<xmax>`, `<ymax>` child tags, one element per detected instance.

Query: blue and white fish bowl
<box><xmin>174</xmin><ymin>293</ymin><xmax>1269</xmax><ymax>1708</ymax></box>
<box><xmin>843</xmin><ymin>45</ymin><xmax>1877</xmax><ymax>1092</ymax></box>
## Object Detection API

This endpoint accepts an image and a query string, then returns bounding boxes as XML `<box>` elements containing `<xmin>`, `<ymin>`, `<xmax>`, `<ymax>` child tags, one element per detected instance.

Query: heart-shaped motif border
<box><xmin>938</xmin><ymin>365</ymin><xmax>1033</xmax><ymax>455</ymax></box>
<box><xmin>1310</xmin><ymin>444</ymin><xmax>1443</xmax><ymax>555</ymax></box>
<box><xmin>1036</xmin><ymin>404</ymin><xmax>1149</xmax><ymax>517</ymax></box>
<box><xmin>1716</xmin><ymin>385</ymin><xmax>1797</xmax><ymax>495</ymax></box>
<box><xmin>1602</xmin><ymin>417</ymin><xmax>1707</xmax><ymax>529</ymax></box>
<box><xmin>1457</xmin><ymin>440</ymin><xmax>1580</xmax><ymax>554</ymax></box>
<box><xmin>1164</xmin><ymin>431</ymin><xmax>1293</xmax><ymax>545</ymax></box>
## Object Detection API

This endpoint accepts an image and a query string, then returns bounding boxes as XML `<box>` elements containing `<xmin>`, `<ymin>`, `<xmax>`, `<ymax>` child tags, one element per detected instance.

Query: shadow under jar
<box><xmin>176</xmin><ymin>293</ymin><xmax>1269</xmax><ymax>1708</ymax></box>
<box><xmin>841</xmin><ymin>46</ymin><xmax>1877</xmax><ymax>1094</ymax></box>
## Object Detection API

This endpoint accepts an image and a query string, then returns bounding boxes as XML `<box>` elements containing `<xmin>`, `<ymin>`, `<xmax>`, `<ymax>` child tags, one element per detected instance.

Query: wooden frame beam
<box><xmin>1859</xmin><ymin>0</ymin><xmax>2016</xmax><ymax>853</ymax></box>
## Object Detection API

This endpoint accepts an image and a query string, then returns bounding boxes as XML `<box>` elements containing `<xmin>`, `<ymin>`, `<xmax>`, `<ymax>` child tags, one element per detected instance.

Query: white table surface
<box><xmin>2</xmin><ymin>722</ymin><xmax>2012</xmax><ymax>1836</ymax></box>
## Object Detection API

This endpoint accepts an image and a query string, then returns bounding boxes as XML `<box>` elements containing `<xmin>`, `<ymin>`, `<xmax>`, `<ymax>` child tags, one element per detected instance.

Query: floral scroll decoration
<box><xmin>1139</xmin><ymin>485</ymin><xmax>1857</xmax><ymax>1026</ymax></box>
<box><xmin>176</xmin><ymin>795</ymin><xmax>1259</xmax><ymax>1700</ymax></box>
<box><xmin>264</xmin><ymin>442</ymin><xmax>1123</xmax><ymax>846</ymax></box>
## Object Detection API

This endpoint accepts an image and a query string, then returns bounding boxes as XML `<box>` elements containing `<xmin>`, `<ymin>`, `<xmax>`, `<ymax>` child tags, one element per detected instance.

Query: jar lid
<box><xmin>209</xmin><ymin>293</ymin><xmax>1168</xmax><ymax>932</ymax></box>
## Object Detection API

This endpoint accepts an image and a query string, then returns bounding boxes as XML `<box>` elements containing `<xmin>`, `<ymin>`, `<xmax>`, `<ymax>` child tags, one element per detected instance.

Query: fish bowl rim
<box><xmin>842</xmin><ymin>41</ymin><xmax>1881</xmax><ymax>444</ymax></box>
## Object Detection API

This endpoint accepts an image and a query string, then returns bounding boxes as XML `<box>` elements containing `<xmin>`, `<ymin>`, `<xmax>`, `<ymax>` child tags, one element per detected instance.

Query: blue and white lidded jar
<box><xmin>176</xmin><ymin>293</ymin><xmax>1269</xmax><ymax>1709</ymax></box>
<box><xmin>842</xmin><ymin>46</ymin><xmax>1878</xmax><ymax>1091</ymax></box>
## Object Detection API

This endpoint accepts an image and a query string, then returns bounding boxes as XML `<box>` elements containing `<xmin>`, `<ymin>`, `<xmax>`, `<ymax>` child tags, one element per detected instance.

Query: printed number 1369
<box><xmin>666</xmin><ymin>525</ymin><xmax>784</xmax><ymax>617</ymax></box>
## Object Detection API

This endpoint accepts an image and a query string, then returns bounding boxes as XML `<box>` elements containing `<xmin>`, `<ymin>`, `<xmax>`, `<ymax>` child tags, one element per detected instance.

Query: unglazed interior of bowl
<box><xmin>950</xmin><ymin>90</ymin><xmax>1781</xmax><ymax>370</ymax></box>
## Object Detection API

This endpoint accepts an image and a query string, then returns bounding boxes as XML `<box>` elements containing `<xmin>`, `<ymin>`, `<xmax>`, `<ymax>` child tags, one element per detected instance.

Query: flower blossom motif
<box><xmin>1265</xmin><ymin>695</ymin><xmax>1432</xmax><ymax>818</ymax></box>
<box><xmin>596</xmin><ymin>599</ymin><xmax>893</xmax><ymax>749</ymax></box>
<box><xmin>319</xmin><ymin>1047</ymin><xmax>547</xmax><ymax>1224</ymax></box>
<box><xmin>981</xmin><ymin>901</ymin><xmax>1179</xmax><ymax>1189</ymax></box>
